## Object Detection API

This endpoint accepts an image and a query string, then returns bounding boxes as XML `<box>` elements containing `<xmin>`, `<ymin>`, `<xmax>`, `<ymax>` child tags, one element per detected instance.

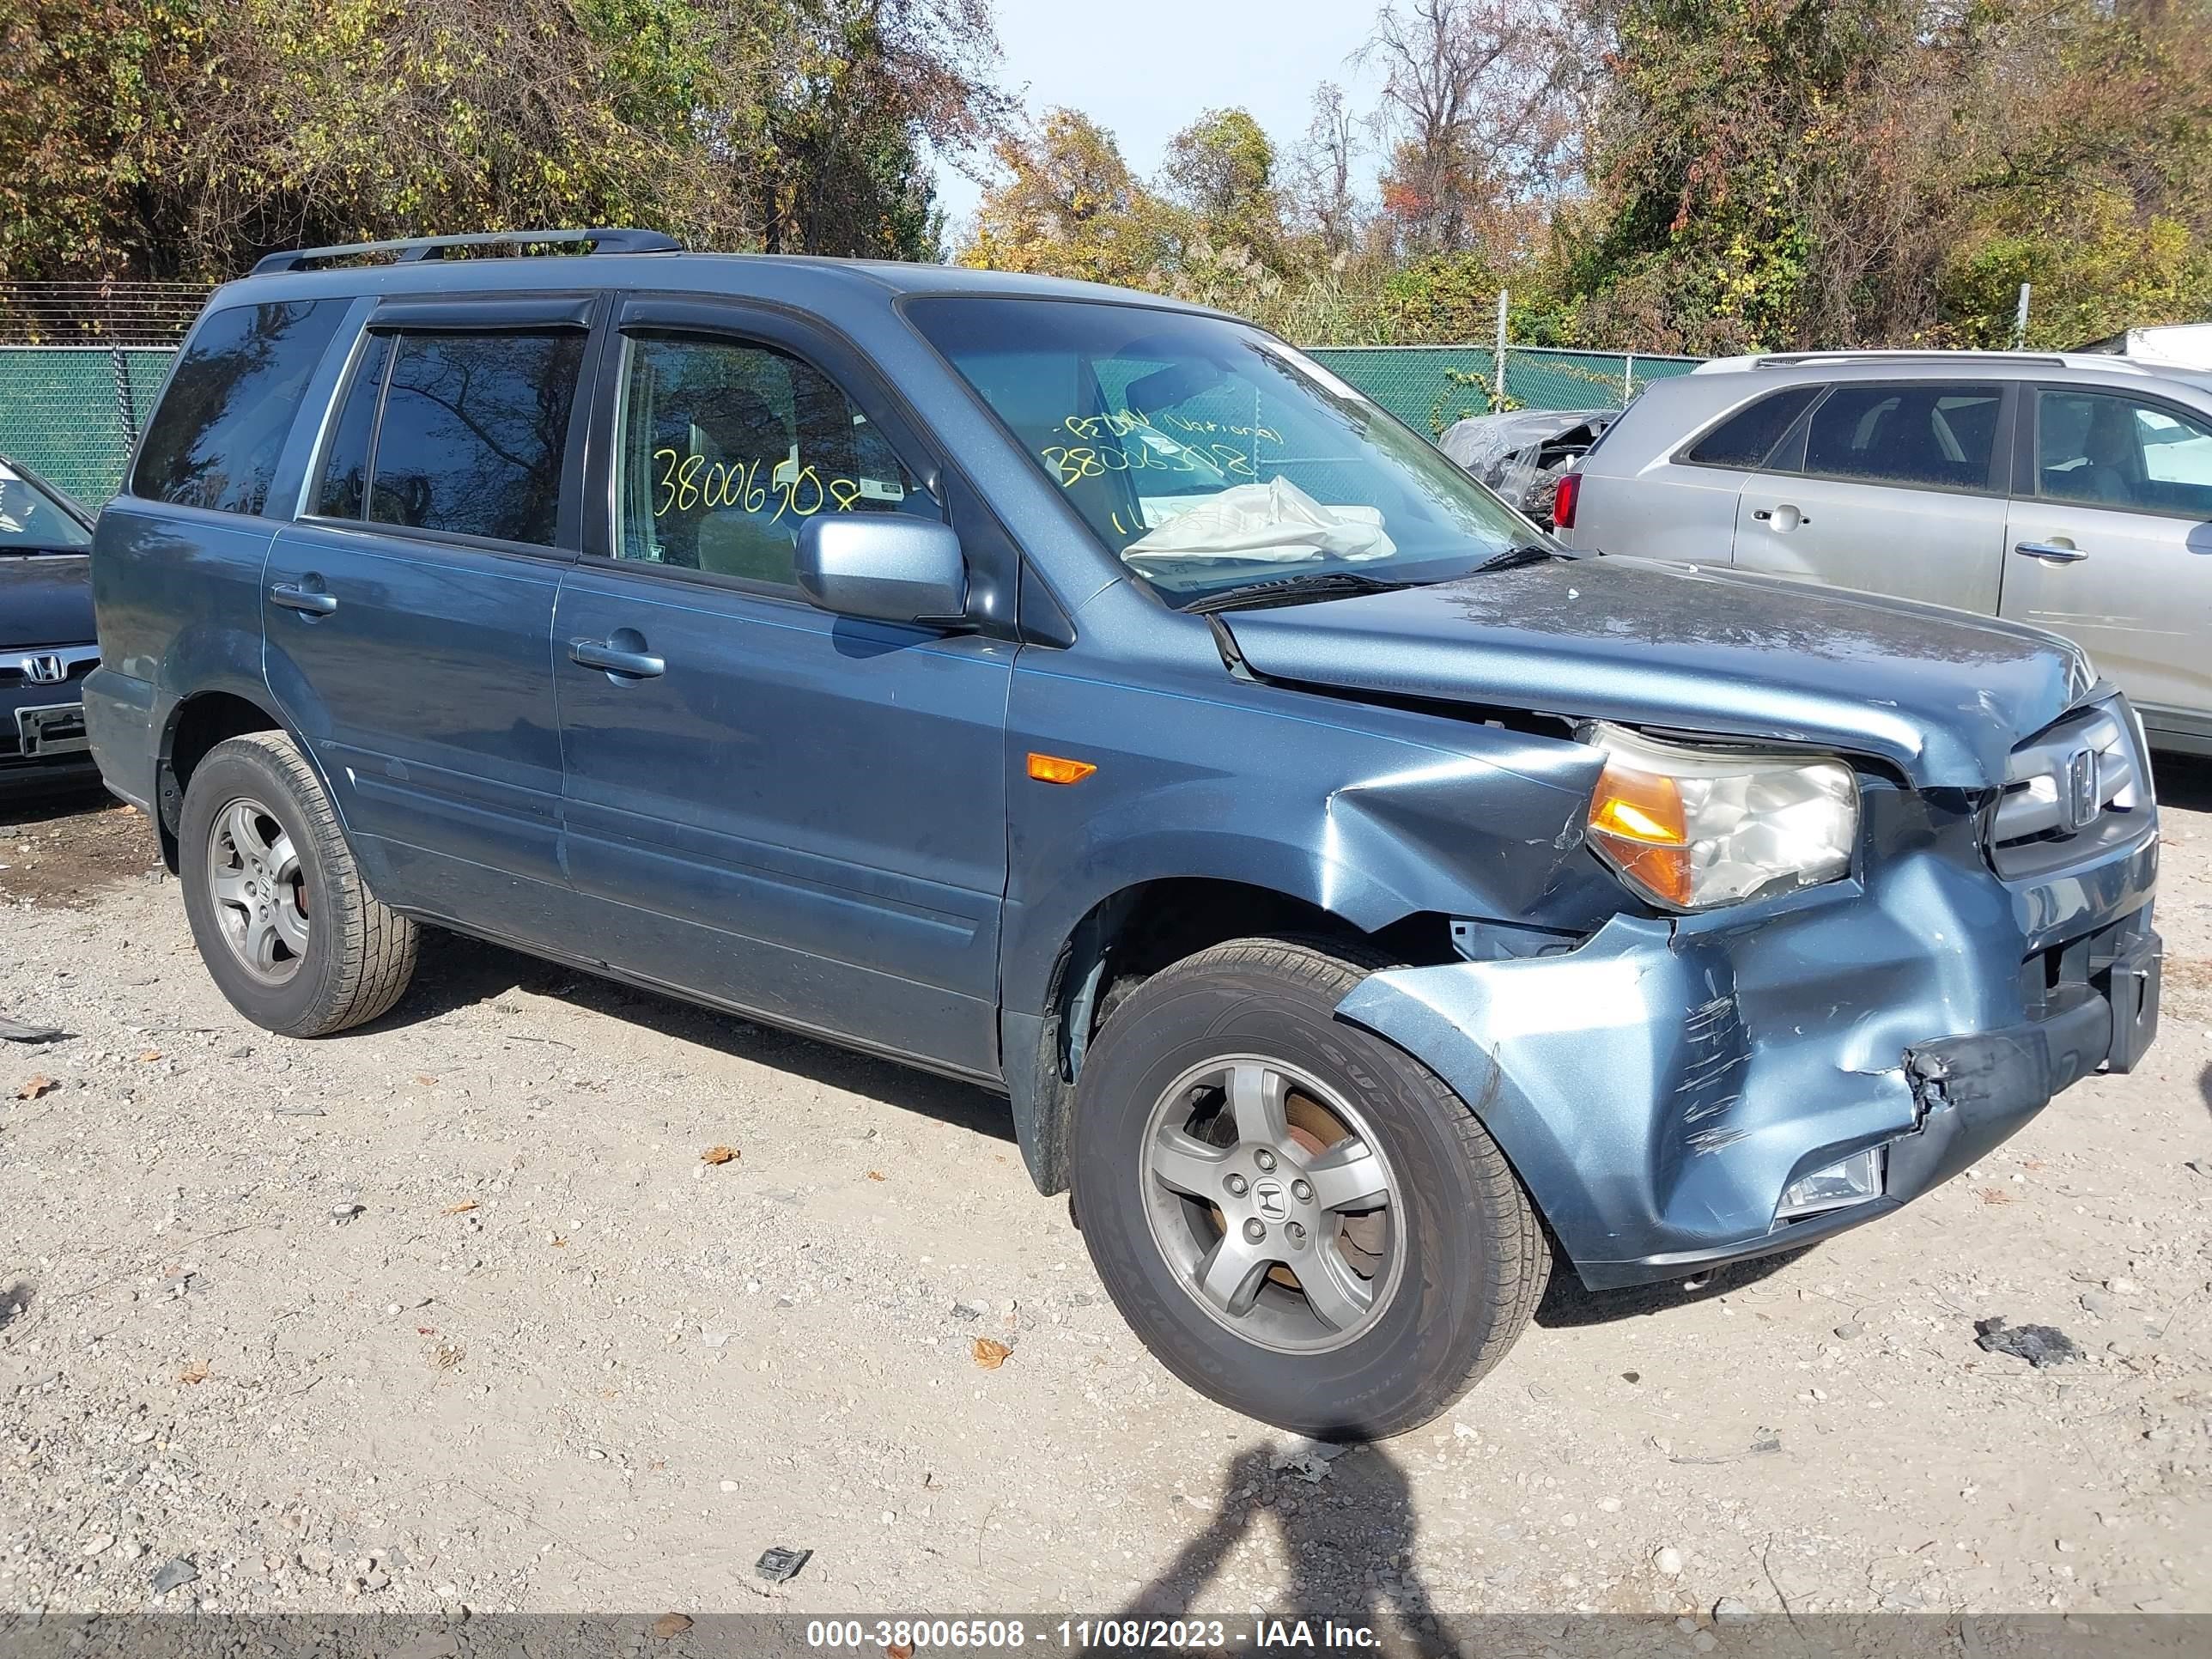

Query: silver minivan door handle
<box><xmin>269</xmin><ymin>581</ymin><xmax>337</xmax><ymax>616</ymax></box>
<box><xmin>1751</xmin><ymin>505</ymin><xmax>1808</xmax><ymax>530</ymax></box>
<box><xmin>2014</xmin><ymin>541</ymin><xmax>2087</xmax><ymax>564</ymax></box>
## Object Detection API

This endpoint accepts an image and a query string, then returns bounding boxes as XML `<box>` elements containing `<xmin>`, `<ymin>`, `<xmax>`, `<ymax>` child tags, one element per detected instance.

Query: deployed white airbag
<box><xmin>1120</xmin><ymin>477</ymin><xmax>1395</xmax><ymax>569</ymax></box>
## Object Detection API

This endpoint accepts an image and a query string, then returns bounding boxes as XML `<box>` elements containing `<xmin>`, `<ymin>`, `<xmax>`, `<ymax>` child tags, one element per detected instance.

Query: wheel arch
<box><xmin>155</xmin><ymin>690</ymin><xmax>329</xmax><ymax>873</ymax></box>
<box><xmin>1000</xmin><ymin>873</ymin><xmax>1459</xmax><ymax>1195</ymax></box>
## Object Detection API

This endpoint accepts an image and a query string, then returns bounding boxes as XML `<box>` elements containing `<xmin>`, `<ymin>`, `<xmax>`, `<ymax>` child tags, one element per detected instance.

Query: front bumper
<box><xmin>1336</xmin><ymin>791</ymin><xmax>2160</xmax><ymax>1291</ymax></box>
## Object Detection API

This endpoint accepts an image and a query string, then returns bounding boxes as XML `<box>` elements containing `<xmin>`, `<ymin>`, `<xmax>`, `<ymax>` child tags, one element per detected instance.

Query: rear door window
<box><xmin>1799</xmin><ymin>383</ymin><xmax>2002</xmax><ymax>491</ymax></box>
<box><xmin>313</xmin><ymin>335</ymin><xmax>392</xmax><ymax>522</ymax></box>
<box><xmin>1682</xmin><ymin>386</ymin><xmax>1819</xmax><ymax>469</ymax></box>
<box><xmin>131</xmin><ymin>301</ymin><xmax>348</xmax><ymax>514</ymax></box>
<box><xmin>2035</xmin><ymin>389</ymin><xmax>2212</xmax><ymax>518</ymax></box>
<box><xmin>313</xmin><ymin>330</ymin><xmax>585</xmax><ymax>547</ymax></box>
<box><xmin>370</xmin><ymin>333</ymin><xmax>584</xmax><ymax>545</ymax></box>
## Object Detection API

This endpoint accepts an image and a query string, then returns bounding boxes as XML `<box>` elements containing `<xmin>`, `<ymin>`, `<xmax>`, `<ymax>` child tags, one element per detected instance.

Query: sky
<box><xmin>930</xmin><ymin>0</ymin><xmax>1386</xmax><ymax>241</ymax></box>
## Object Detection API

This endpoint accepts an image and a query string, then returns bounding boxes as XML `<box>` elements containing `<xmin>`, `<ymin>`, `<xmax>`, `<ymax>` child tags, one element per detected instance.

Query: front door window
<box><xmin>2036</xmin><ymin>389</ymin><xmax>2212</xmax><ymax>518</ymax></box>
<box><xmin>612</xmin><ymin>335</ymin><xmax>939</xmax><ymax>587</ymax></box>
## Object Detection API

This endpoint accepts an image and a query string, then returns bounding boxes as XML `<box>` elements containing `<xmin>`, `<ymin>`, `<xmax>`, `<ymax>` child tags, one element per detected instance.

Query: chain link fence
<box><xmin>0</xmin><ymin>281</ymin><xmax>204</xmax><ymax>506</ymax></box>
<box><xmin>1305</xmin><ymin>343</ymin><xmax>1705</xmax><ymax>434</ymax></box>
<box><xmin>0</xmin><ymin>347</ymin><xmax>177</xmax><ymax>507</ymax></box>
<box><xmin>0</xmin><ymin>283</ymin><xmax>1705</xmax><ymax>506</ymax></box>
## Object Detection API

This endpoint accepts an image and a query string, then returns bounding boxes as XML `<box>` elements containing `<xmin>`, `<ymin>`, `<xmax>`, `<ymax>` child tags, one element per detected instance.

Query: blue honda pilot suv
<box><xmin>85</xmin><ymin>230</ymin><xmax>2162</xmax><ymax>1437</ymax></box>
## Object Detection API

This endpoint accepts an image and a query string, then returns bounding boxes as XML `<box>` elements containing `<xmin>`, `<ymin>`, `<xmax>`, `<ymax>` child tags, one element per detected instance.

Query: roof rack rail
<box><xmin>1751</xmin><ymin>349</ymin><xmax>2071</xmax><ymax>369</ymax></box>
<box><xmin>249</xmin><ymin>228</ymin><xmax>682</xmax><ymax>277</ymax></box>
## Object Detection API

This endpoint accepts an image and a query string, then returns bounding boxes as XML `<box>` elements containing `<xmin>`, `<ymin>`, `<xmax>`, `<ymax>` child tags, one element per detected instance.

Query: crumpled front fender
<box><xmin>1332</xmin><ymin>788</ymin><xmax>2100</xmax><ymax>1287</ymax></box>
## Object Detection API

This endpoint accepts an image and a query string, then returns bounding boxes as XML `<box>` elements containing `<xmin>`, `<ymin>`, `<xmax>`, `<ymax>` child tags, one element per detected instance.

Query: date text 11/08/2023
<box><xmin>804</xmin><ymin>1618</ymin><xmax>1383</xmax><ymax>1650</ymax></box>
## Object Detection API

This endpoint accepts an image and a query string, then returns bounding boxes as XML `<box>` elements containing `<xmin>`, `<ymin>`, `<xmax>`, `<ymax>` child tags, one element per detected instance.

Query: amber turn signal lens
<box><xmin>1026</xmin><ymin>752</ymin><xmax>1097</xmax><ymax>786</ymax></box>
<box><xmin>1588</xmin><ymin>759</ymin><xmax>1692</xmax><ymax>907</ymax></box>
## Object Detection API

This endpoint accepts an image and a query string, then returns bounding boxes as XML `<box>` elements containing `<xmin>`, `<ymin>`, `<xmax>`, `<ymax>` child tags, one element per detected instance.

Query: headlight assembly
<box><xmin>1583</xmin><ymin>724</ymin><xmax>1858</xmax><ymax>910</ymax></box>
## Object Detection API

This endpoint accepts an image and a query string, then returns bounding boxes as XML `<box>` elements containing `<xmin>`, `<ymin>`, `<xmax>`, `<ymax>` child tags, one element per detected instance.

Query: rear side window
<box><xmin>314</xmin><ymin>330</ymin><xmax>584</xmax><ymax>547</ymax></box>
<box><xmin>1682</xmin><ymin>386</ymin><xmax>1819</xmax><ymax>469</ymax></box>
<box><xmin>1800</xmin><ymin>383</ymin><xmax>2001</xmax><ymax>490</ymax></box>
<box><xmin>131</xmin><ymin>301</ymin><xmax>347</xmax><ymax>514</ymax></box>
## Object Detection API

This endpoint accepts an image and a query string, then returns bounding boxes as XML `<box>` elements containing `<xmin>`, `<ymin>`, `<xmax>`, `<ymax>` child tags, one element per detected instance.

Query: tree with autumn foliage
<box><xmin>956</xmin><ymin>0</ymin><xmax>2210</xmax><ymax>354</ymax></box>
<box><xmin>957</xmin><ymin>107</ymin><xmax>1180</xmax><ymax>287</ymax></box>
<box><xmin>0</xmin><ymin>0</ymin><xmax>1008</xmax><ymax>283</ymax></box>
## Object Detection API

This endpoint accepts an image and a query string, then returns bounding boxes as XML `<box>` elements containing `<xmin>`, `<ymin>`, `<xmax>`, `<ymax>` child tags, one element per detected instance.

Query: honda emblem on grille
<box><xmin>23</xmin><ymin>653</ymin><xmax>67</xmax><ymax>685</ymax></box>
<box><xmin>2063</xmin><ymin>745</ymin><xmax>2100</xmax><ymax>831</ymax></box>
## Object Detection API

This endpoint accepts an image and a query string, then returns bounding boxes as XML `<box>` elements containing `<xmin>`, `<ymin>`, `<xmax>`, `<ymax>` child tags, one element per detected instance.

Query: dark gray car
<box><xmin>83</xmin><ymin>233</ymin><xmax>2162</xmax><ymax>1437</ymax></box>
<box><xmin>1</xmin><ymin>455</ymin><xmax>100</xmax><ymax>793</ymax></box>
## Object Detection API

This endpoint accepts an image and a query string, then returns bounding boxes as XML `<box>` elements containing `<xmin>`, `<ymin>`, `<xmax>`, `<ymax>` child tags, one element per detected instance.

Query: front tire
<box><xmin>178</xmin><ymin>732</ymin><xmax>418</xmax><ymax>1036</ymax></box>
<box><xmin>1071</xmin><ymin>937</ymin><xmax>1547</xmax><ymax>1437</ymax></box>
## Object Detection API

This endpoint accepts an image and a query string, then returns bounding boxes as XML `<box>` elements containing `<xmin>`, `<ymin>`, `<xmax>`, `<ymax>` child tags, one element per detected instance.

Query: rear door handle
<box><xmin>568</xmin><ymin>638</ymin><xmax>665</xmax><ymax>678</ymax></box>
<box><xmin>2014</xmin><ymin>541</ymin><xmax>2087</xmax><ymax>564</ymax></box>
<box><xmin>1751</xmin><ymin>506</ymin><xmax>1808</xmax><ymax>528</ymax></box>
<box><xmin>269</xmin><ymin>581</ymin><xmax>337</xmax><ymax>616</ymax></box>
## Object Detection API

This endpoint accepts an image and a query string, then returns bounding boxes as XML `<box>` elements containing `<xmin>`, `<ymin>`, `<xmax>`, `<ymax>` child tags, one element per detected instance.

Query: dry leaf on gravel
<box><xmin>137</xmin><ymin>1050</ymin><xmax>161</xmax><ymax>1063</ymax></box>
<box><xmin>970</xmin><ymin>1337</ymin><xmax>1011</xmax><ymax>1370</ymax></box>
<box><xmin>866</xmin><ymin>1170</ymin><xmax>886</xmax><ymax>1182</ymax></box>
<box><xmin>887</xmin><ymin>1645</ymin><xmax>915</xmax><ymax>1659</ymax></box>
<box><xmin>178</xmin><ymin>1360</ymin><xmax>210</xmax><ymax>1385</ymax></box>
<box><xmin>15</xmin><ymin>1075</ymin><xmax>57</xmax><ymax>1100</ymax></box>
<box><xmin>1978</xmin><ymin>1188</ymin><xmax>2015</xmax><ymax>1206</ymax></box>
<box><xmin>441</xmin><ymin>1200</ymin><xmax>479</xmax><ymax>1216</ymax></box>
<box><xmin>701</xmin><ymin>1146</ymin><xmax>738</xmax><ymax>1165</ymax></box>
<box><xmin>414</xmin><ymin>1074</ymin><xmax>439</xmax><ymax>1086</ymax></box>
<box><xmin>650</xmin><ymin>1613</ymin><xmax>692</xmax><ymax>1639</ymax></box>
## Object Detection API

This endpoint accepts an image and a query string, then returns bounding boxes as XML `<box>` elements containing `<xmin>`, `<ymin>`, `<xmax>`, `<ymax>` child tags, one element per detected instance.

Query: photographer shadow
<box><xmin>1112</xmin><ymin>1440</ymin><xmax>1459</xmax><ymax>1656</ymax></box>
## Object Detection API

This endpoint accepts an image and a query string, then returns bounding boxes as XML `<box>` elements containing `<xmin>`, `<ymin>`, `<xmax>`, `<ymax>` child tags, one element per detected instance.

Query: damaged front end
<box><xmin>1334</xmin><ymin>698</ymin><xmax>2161</xmax><ymax>1290</ymax></box>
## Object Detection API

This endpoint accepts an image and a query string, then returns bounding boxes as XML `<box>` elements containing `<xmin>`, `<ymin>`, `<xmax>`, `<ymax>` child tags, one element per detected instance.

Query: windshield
<box><xmin>905</xmin><ymin>296</ymin><xmax>1542</xmax><ymax>605</ymax></box>
<box><xmin>0</xmin><ymin>461</ymin><xmax>92</xmax><ymax>552</ymax></box>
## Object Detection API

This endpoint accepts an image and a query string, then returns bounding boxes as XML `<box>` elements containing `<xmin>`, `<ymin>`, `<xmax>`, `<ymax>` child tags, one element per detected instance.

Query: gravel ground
<box><xmin>2</xmin><ymin>763</ymin><xmax>2209</xmax><ymax>1631</ymax></box>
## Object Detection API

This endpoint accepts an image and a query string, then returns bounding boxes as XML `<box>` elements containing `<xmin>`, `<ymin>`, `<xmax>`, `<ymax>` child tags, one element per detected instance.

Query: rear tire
<box><xmin>178</xmin><ymin>732</ymin><xmax>417</xmax><ymax>1036</ymax></box>
<box><xmin>1071</xmin><ymin>936</ymin><xmax>1547</xmax><ymax>1437</ymax></box>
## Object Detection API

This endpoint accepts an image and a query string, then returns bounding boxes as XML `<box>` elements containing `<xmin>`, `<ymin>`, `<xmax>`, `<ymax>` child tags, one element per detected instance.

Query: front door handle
<box><xmin>568</xmin><ymin>637</ymin><xmax>665</xmax><ymax>678</ymax></box>
<box><xmin>1751</xmin><ymin>505</ymin><xmax>1809</xmax><ymax>530</ymax></box>
<box><xmin>2014</xmin><ymin>540</ymin><xmax>2087</xmax><ymax>564</ymax></box>
<box><xmin>269</xmin><ymin>581</ymin><xmax>337</xmax><ymax>616</ymax></box>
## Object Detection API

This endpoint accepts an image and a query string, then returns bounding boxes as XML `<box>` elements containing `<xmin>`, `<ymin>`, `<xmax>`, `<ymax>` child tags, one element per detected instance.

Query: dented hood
<box><xmin>1220</xmin><ymin>555</ymin><xmax>2092</xmax><ymax>788</ymax></box>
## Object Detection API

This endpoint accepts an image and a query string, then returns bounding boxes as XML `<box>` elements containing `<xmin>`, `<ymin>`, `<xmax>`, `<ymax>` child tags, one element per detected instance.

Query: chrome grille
<box><xmin>0</xmin><ymin>644</ymin><xmax>100</xmax><ymax>686</ymax></box>
<box><xmin>1990</xmin><ymin>701</ymin><xmax>2151</xmax><ymax>878</ymax></box>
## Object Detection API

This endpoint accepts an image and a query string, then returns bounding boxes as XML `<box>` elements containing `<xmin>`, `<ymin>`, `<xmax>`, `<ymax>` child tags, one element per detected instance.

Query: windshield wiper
<box><xmin>1182</xmin><ymin>571</ymin><xmax>1411</xmax><ymax>615</ymax></box>
<box><xmin>1468</xmin><ymin>542</ymin><xmax>1558</xmax><ymax>574</ymax></box>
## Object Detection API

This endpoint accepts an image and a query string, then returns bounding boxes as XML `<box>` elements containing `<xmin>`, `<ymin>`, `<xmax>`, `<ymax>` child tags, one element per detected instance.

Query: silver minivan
<box><xmin>1557</xmin><ymin>351</ymin><xmax>2212</xmax><ymax>755</ymax></box>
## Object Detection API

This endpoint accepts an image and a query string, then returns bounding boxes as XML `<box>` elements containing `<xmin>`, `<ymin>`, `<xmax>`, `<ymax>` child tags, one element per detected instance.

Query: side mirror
<box><xmin>794</xmin><ymin>515</ymin><xmax>968</xmax><ymax>627</ymax></box>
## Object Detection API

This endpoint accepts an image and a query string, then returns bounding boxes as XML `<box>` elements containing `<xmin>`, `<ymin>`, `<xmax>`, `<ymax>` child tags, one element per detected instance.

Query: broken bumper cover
<box><xmin>1335</xmin><ymin>823</ymin><xmax>2160</xmax><ymax>1291</ymax></box>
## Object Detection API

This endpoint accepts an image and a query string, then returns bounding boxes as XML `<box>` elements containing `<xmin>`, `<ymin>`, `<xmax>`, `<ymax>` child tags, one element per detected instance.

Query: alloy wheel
<box><xmin>1139</xmin><ymin>1054</ymin><xmax>1404</xmax><ymax>1353</ymax></box>
<box><xmin>205</xmin><ymin>796</ymin><xmax>309</xmax><ymax>985</ymax></box>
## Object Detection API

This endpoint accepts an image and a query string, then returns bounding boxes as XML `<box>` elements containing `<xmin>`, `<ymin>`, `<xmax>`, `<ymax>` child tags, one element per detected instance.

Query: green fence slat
<box><xmin>1308</xmin><ymin>343</ymin><xmax>1705</xmax><ymax>434</ymax></box>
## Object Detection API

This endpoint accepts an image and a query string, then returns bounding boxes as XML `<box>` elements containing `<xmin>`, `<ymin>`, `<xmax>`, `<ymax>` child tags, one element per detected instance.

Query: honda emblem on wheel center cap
<box><xmin>1253</xmin><ymin>1180</ymin><xmax>1289</xmax><ymax>1221</ymax></box>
